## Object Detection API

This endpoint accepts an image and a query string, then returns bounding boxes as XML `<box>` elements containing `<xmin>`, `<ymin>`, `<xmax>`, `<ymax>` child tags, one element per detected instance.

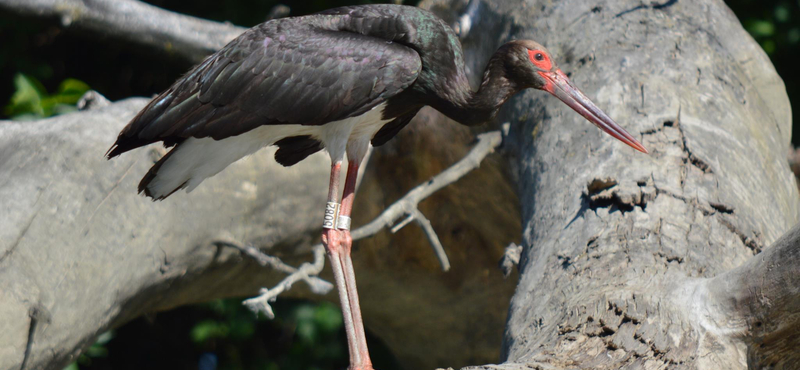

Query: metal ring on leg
<box><xmin>336</xmin><ymin>215</ymin><xmax>351</xmax><ymax>230</ymax></box>
<box><xmin>323</xmin><ymin>201</ymin><xmax>340</xmax><ymax>229</ymax></box>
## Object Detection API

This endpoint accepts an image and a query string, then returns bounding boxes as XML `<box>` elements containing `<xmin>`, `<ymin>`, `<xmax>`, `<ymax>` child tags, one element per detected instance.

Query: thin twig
<box><xmin>410</xmin><ymin>209</ymin><xmax>450</xmax><ymax>271</ymax></box>
<box><xmin>240</xmin><ymin>245</ymin><xmax>332</xmax><ymax>319</ymax></box>
<box><xmin>213</xmin><ymin>239</ymin><xmax>296</xmax><ymax>275</ymax></box>
<box><xmin>390</xmin><ymin>214</ymin><xmax>415</xmax><ymax>233</ymax></box>
<box><xmin>213</xmin><ymin>239</ymin><xmax>333</xmax><ymax>318</ymax></box>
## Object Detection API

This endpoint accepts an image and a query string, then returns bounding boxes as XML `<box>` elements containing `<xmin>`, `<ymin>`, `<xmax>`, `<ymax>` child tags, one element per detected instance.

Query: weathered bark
<box><xmin>5</xmin><ymin>0</ymin><xmax>798</xmax><ymax>369</ymax></box>
<box><xmin>423</xmin><ymin>0</ymin><xmax>799</xmax><ymax>368</ymax></box>
<box><xmin>0</xmin><ymin>98</ymin><xmax>332</xmax><ymax>369</ymax></box>
<box><xmin>704</xmin><ymin>223</ymin><xmax>800</xmax><ymax>368</ymax></box>
<box><xmin>0</xmin><ymin>0</ymin><xmax>244</xmax><ymax>63</ymax></box>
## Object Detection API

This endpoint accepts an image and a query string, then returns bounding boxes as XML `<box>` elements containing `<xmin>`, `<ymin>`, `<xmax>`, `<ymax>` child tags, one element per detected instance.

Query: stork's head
<box><xmin>500</xmin><ymin>40</ymin><xmax>648</xmax><ymax>154</ymax></box>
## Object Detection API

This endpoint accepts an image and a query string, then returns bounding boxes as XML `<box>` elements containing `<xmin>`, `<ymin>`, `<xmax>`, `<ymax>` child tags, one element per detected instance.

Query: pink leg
<box><xmin>321</xmin><ymin>161</ymin><xmax>366</xmax><ymax>369</ymax></box>
<box><xmin>337</xmin><ymin>159</ymin><xmax>373</xmax><ymax>369</ymax></box>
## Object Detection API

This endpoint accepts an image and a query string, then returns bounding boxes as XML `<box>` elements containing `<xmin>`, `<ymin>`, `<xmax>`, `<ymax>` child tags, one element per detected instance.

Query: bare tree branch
<box><xmin>0</xmin><ymin>0</ymin><xmax>245</xmax><ymax>62</ymax></box>
<box><xmin>234</xmin><ymin>126</ymin><xmax>507</xmax><ymax>317</ymax></box>
<box><xmin>352</xmin><ymin>125</ymin><xmax>507</xmax><ymax>271</ymax></box>
<box><xmin>213</xmin><ymin>236</ymin><xmax>331</xmax><ymax>285</ymax></box>
<box><xmin>407</xmin><ymin>208</ymin><xmax>449</xmax><ymax>271</ymax></box>
<box><xmin>237</xmin><ymin>244</ymin><xmax>332</xmax><ymax>319</ymax></box>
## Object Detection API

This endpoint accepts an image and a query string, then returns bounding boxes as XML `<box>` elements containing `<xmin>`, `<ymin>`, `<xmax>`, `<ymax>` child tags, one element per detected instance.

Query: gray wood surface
<box><xmin>0</xmin><ymin>0</ymin><xmax>244</xmax><ymax>63</ymax></box>
<box><xmin>0</xmin><ymin>98</ymin><xmax>330</xmax><ymax>369</ymax></box>
<box><xmin>423</xmin><ymin>0</ymin><xmax>799</xmax><ymax>368</ymax></box>
<box><xmin>3</xmin><ymin>0</ymin><xmax>799</xmax><ymax>368</ymax></box>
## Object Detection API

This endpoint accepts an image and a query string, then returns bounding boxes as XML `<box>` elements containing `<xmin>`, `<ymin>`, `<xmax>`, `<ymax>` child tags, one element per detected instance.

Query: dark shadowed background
<box><xmin>1</xmin><ymin>0</ymin><xmax>797</xmax><ymax>369</ymax></box>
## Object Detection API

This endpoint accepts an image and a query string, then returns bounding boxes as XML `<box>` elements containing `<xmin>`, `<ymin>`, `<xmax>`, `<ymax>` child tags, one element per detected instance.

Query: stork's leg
<box><xmin>321</xmin><ymin>161</ymin><xmax>365</xmax><ymax>369</ymax></box>
<box><xmin>337</xmin><ymin>157</ymin><xmax>373</xmax><ymax>369</ymax></box>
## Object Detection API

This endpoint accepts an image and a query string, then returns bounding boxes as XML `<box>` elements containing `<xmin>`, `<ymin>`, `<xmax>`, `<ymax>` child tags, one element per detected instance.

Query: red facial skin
<box><xmin>526</xmin><ymin>48</ymin><xmax>649</xmax><ymax>154</ymax></box>
<box><xmin>528</xmin><ymin>49</ymin><xmax>553</xmax><ymax>70</ymax></box>
<box><xmin>528</xmin><ymin>49</ymin><xmax>554</xmax><ymax>91</ymax></box>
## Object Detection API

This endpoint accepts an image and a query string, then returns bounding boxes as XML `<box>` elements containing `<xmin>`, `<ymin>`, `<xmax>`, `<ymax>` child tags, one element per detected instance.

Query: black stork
<box><xmin>108</xmin><ymin>4</ymin><xmax>647</xmax><ymax>369</ymax></box>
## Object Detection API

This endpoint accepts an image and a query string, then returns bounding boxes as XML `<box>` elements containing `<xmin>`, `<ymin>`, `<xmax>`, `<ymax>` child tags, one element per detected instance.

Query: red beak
<box><xmin>541</xmin><ymin>69</ymin><xmax>648</xmax><ymax>154</ymax></box>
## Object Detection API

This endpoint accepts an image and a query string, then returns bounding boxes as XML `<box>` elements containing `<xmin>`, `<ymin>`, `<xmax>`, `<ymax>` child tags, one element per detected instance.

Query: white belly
<box><xmin>143</xmin><ymin>103</ymin><xmax>391</xmax><ymax>199</ymax></box>
<box><xmin>249</xmin><ymin>101</ymin><xmax>390</xmax><ymax>162</ymax></box>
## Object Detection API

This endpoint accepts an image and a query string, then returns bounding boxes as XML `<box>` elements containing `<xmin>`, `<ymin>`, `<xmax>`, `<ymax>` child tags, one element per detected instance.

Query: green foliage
<box><xmin>291</xmin><ymin>301</ymin><xmax>343</xmax><ymax>344</ymax></box>
<box><xmin>270</xmin><ymin>301</ymin><xmax>346</xmax><ymax>370</ymax></box>
<box><xmin>191</xmin><ymin>320</ymin><xmax>233</xmax><ymax>343</ymax></box>
<box><xmin>51</xmin><ymin>295</ymin><xmax>408</xmax><ymax>370</ymax></box>
<box><xmin>189</xmin><ymin>298</ymin><xmax>347</xmax><ymax>370</ymax></box>
<box><xmin>58</xmin><ymin>299</ymin><xmax>361</xmax><ymax>370</ymax></box>
<box><xmin>726</xmin><ymin>0</ymin><xmax>800</xmax><ymax>142</ymax></box>
<box><xmin>191</xmin><ymin>299</ymin><xmax>258</xmax><ymax>344</ymax></box>
<box><xmin>4</xmin><ymin>73</ymin><xmax>89</xmax><ymax>120</ymax></box>
<box><xmin>729</xmin><ymin>0</ymin><xmax>800</xmax><ymax>54</ymax></box>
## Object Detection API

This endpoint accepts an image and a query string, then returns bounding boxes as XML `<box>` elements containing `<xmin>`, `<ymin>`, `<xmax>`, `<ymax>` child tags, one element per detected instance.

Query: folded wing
<box><xmin>107</xmin><ymin>21</ymin><xmax>422</xmax><ymax>158</ymax></box>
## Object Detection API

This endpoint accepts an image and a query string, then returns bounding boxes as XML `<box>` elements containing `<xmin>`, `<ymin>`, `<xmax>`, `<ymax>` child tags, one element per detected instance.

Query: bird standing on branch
<box><xmin>107</xmin><ymin>4</ymin><xmax>647</xmax><ymax>370</ymax></box>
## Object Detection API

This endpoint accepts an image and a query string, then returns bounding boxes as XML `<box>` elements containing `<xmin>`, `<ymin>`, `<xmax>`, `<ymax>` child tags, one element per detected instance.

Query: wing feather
<box><xmin>108</xmin><ymin>21</ymin><xmax>421</xmax><ymax>158</ymax></box>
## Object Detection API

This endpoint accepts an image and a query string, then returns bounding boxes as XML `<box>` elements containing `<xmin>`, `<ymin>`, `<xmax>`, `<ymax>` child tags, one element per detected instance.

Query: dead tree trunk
<box><xmin>0</xmin><ymin>98</ymin><xmax>334</xmax><ymax>369</ymax></box>
<box><xmin>424</xmin><ymin>0</ymin><xmax>799</xmax><ymax>368</ymax></box>
<box><xmin>3</xmin><ymin>0</ymin><xmax>799</xmax><ymax>369</ymax></box>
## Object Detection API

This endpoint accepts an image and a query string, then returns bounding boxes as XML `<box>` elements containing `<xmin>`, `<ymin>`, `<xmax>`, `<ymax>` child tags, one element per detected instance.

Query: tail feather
<box><xmin>138</xmin><ymin>134</ymin><xmax>267</xmax><ymax>200</ymax></box>
<box><xmin>138</xmin><ymin>147</ymin><xmax>187</xmax><ymax>200</ymax></box>
<box><xmin>134</xmin><ymin>124</ymin><xmax>325</xmax><ymax>200</ymax></box>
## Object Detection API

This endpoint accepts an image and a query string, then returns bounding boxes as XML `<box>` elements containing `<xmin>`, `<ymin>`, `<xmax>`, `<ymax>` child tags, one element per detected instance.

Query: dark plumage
<box><xmin>108</xmin><ymin>6</ymin><xmax>439</xmax><ymax>157</ymax></box>
<box><xmin>107</xmin><ymin>5</ymin><xmax>647</xmax><ymax>369</ymax></box>
<box><xmin>108</xmin><ymin>5</ymin><xmax>480</xmax><ymax>198</ymax></box>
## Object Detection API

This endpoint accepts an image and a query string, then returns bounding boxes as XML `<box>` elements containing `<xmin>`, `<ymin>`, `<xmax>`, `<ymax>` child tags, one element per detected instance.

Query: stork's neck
<box><xmin>431</xmin><ymin>55</ymin><xmax>519</xmax><ymax>126</ymax></box>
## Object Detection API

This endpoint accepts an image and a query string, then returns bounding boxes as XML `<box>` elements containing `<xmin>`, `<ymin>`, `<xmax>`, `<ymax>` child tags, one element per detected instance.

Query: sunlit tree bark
<box><xmin>424</xmin><ymin>0</ymin><xmax>799</xmax><ymax>368</ymax></box>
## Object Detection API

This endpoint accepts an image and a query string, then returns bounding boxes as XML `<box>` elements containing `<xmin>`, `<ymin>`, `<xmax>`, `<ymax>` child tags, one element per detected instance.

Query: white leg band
<box><xmin>322</xmin><ymin>202</ymin><xmax>340</xmax><ymax>229</ymax></box>
<box><xmin>336</xmin><ymin>215</ymin><xmax>351</xmax><ymax>230</ymax></box>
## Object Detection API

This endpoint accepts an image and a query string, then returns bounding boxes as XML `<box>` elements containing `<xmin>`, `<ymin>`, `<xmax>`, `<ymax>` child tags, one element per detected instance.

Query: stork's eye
<box><xmin>527</xmin><ymin>49</ymin><xmax>553</xmax><ymax>70</ymax></box>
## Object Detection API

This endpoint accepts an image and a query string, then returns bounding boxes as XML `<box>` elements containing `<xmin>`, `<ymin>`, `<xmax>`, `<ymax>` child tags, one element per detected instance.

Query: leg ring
<box><xmin>336</xmin><ymin>215</ymin><xmax>351</xmax><ymax>230</ymax></box>
<box><xmin>323</xmin><ymin>201</ymin><xmax>340</xmax><ymax>229</ymax></box>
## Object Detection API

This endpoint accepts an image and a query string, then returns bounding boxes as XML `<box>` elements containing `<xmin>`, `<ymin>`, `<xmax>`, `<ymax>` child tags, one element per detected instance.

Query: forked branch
<box><xmin>213</xmin><ymin>238</ymin><xmax>333</xmax><ymax>319</ymax></box>
<box><xmin>240</xmin><ymin>245</ymin><xmax>332</xmax><ymax>319</ymax></box>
